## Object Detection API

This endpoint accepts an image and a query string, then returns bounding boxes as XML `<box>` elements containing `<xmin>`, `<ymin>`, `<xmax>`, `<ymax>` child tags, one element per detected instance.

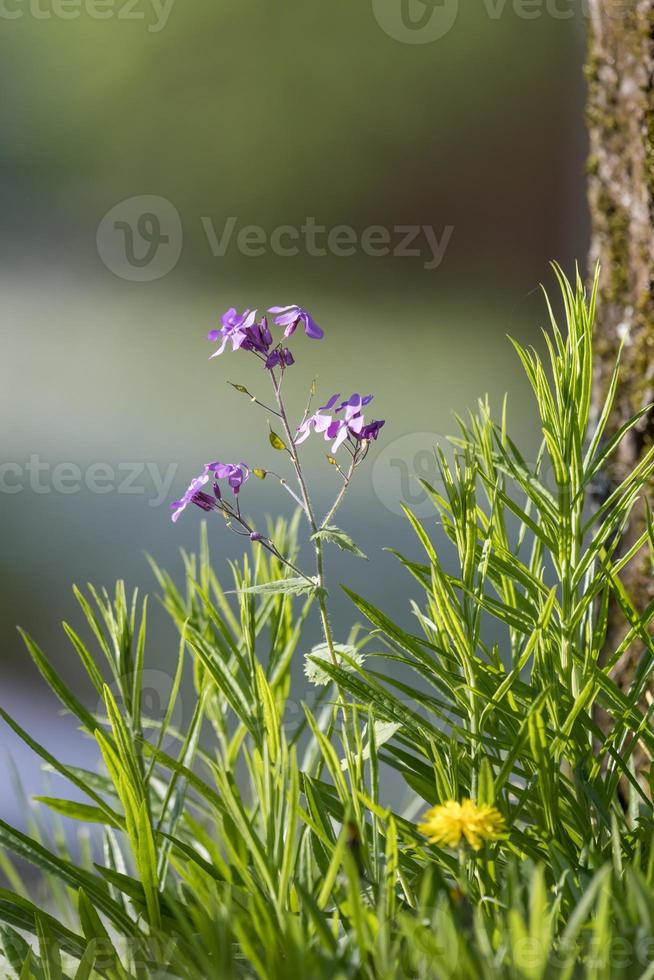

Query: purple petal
<box><xmin>283</xmin><ymin>319</ymin><xmax>299</xmax><ymax>338</ymax></box>
<box><xmin>295</xmin><ymin>422</ymin><xmax>312</xmax><ymax>445</ymax></box>
<box><xmin>209</xmin><ymin>335</ymin><xmax>230</xmax><ymax>359</ymax></box>
<box><xmin>319</xmin><ymin>393</ymin><xmax>341</xmax><ymax>412</ymax></box>
<box><xmin>207</xmin><ymin>462</ymin><xmax>232</xmax><ymax>479</ymax></box>
<box><xmin>331</xmin><ymin>425</ymin><xmax>350</xmax><ymax>452</ymax></box>
<box><xmin>301</xmin><ymin>312</ymin><xmax>324</xmax><ymax>340</ymax></box>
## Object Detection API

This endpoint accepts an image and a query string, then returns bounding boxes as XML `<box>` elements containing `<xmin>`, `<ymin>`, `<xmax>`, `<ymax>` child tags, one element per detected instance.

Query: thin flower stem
<box><xmin>251</xmin><ymin>397</ymin><xmax>281</xmax><ymax>417</ymax></box>
<box><xmin>268</xmin><ymin>370</ymin><xmax>346</xmax><ymax>682</ymax></box>
<box><xmin>299</xmin><ymin>377</ymin><xmax>318</xmax><ymax>428</ymax></box>
<box><xmin>267</xmin><ymin>371</ymin><xmax>361</xmax><ymax>796</ymax></box>
<box><xmin>269</xmin><ymin>370</ymin><xmax>318</xmax><ymax>532</ymax></box>
<box><xmin>227</xmin><ymin>380</ymin><xmax>281</xmax><ymax>417</ymax></box>
<box><xmin>265</xmin><ymin>471</ymin><xmax>309</xmax><ymax>515</ymax></box>
<box><xmin>268</xmin><ymin>369</ymin><xmax>360</xmax><ymax>788</ymax></box>
<box><xmin>321</xmin><ymin>453</ymin><xmax>358</xmax><ymax>528</ymax></box>
<box><xmin>265</xmin><ymin>541</ymin><xmax>315</xmax><ymax>585</ymax></box>
<box><xmin>221</xmin><ymin>500</ymin><xmax>313</xmax><ymax>585</ymax></box>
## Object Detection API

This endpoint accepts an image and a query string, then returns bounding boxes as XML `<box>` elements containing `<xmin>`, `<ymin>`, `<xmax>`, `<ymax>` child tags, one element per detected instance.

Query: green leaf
<box><xmin>34</xmin><ymin>799</ymin><xmax>121</xmax><ymax>829</ymax></box>
<box><xmin>17</xmin><ymin>630</ymin><xmax>99</xmax><ymax>735</ymax></box>
<box><xmin>0</xmin><ymin>820</ymin><xmax>135</xmax><ymax>938</ymax></box>
<box><xmin>77</xmin><ymin>889</ymin><xmax>109</xmax><ymax>944</ymax></box>
<box><xmin>36</xmin><ymin>915</ymin><xmax>62</xmax><ymax>980</ymax></box>
<box><xmin>238</xmin><ymin>577</ymin><xmax>320</xmax><ymax>598</ymax></box>
<box><xmin>72</xmin><ymin>946</ymin><xmax>97</xmax><ymax>980</ymax></box>
<box><xmin>268</xmin><ymin>427</ymin><xmax>288</xmax><ymax>452</ymax></box>
<box><xmin>0</xmin><ymin>925</ymin><xmax>37</xmax><ymax>979</ymax></box>
<box><xmin>0</xmin><ymin>889</ymin><xmax>86</xmax><ymax>959</ymax></box>
<box><xmin>312</xmin><ymin>526</ymin><xmax>368</xmax><ymax>560</ymax></box>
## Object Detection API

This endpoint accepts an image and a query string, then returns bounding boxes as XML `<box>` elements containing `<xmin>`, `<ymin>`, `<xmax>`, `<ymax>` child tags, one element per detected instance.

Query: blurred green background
<box><xmin>0</xmin><ymin>0</ymin><xmax>588</xmax><ymax>822</ymax></box>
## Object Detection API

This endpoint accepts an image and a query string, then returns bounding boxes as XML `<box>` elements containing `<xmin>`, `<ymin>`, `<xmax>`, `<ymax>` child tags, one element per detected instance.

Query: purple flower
<box><xmin>171</xmin><ymin>461</ymin><xmax>251</xmax><ymax>521</ymax></box>
<box><xmin>295</xmin><ymin>392</ymin><xmax>385</xmax><ymax>452</ymax></box>
<box><xmin>296</xmin><ymin>412</ymin><xmax>348</xmax><ymax>452</ymax></box>
<box><xmin>265</xmin><ymin>347</ymin><xmax>295</xmax><ymax>370</ymax></box>
<box><xmin>358</xmin><ymin>419</ymin><xmax>385</xmax><ymax>441</ymax></box>
<box><xmin>209</xmin><ymin>308</ymin><xmax>257</xmax><ymax>357</ymax></box>
<box><xmin>171</xmin><ymin>471</ymin><xmax>217</xmax><ymax>523</ymax></box>
<box><xmin>206</xmin><ymin>461</ymin><xmax>250</xmax><ymax>494</ymax></box>
<box><xmin>268</xmin><ymin>305</ymin><xmax>324</xmax><ymax>341</ymax></box>
<box><xmin>335</xmin><ymin>393</ymin><xmax>374</xmax><ymax>421</ymax></box>
<box><xmin>209</xmin><ymin>309</ymin><xmax>298</xmax><ymax>372</ymax></box>
<box><xmin>240</xmin><ymin>316</ymin><xmax>272</xmax><ymax>355</ymax></box>
<box><xmin>250</xmin><ymin>531</ymin><xmax>264</xmax><ymax>542</ymax></box>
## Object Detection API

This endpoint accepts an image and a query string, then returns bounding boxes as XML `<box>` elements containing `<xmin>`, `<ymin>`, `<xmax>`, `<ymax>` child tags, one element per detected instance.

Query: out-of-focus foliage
<box><xmin>0</xmin><ymin>3</ymin><xmax>581</xmax><ymax>275</ymax></box>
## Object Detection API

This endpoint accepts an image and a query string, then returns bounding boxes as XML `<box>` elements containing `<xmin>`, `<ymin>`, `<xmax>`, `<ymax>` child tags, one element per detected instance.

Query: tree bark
<box><xmin>587</xmin><ymin>0</ymin><xmax>654</xmax><ymax>740</ymax></box>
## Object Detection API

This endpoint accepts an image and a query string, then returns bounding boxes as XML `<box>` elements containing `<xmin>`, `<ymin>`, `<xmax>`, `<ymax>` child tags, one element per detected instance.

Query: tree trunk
<box><xmin>586</xmin><ymin>0</ymin><xmax>654</xmax><ymax>743</ymax></box>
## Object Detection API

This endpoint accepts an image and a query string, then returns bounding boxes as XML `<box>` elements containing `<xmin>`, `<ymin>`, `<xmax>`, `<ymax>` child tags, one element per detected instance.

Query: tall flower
<box><xmin>418</xmin><ymin>799</ymin><xmax>506</xmax><ymax>852</ymax></box>
<box><xmin>269</xmin><ymin>305</ymin><xmax>324</xmax><ymax>340</ymax></box>
<box><xmin>209</xmin><ymin>308</ymin><xmax>298</xmax><ymax>371</ymax></box>
<box><xmin>170</xmin><ymin>471</ymin><xmax>218</xmax><ymax>523</ymax></box>
<box><xmin>296</xmin><ymin>395</ymin><xmax>348</xmax><ymax>452</ymax></box>
<box><xmin>296</xmin><ymin>392</ymin><xmax>385</xmax><ymax>452</ymax></box>
<box><xmin>170</xmin><ymin>462</ymin><xmax>250</xmax><ymax>522</ymax></box>
<box><xmin>208</xmin><ymin>308</ymin><xmax>257</xmax><ymax>357</ymax></box>
<box><xmin>206</xmin><ymin>461</ymin><xmax>250</xmax><ymax>494</ymax></box>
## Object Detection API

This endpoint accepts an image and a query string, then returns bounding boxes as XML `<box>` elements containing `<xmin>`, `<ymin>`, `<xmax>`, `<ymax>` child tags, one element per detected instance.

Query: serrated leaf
<box><xmin>238</xmin><ymin>578</ymin><xmax>320</xmax><ymax>598</ymax></box>
<box><xmin>312</xmin><ymin>526</ymin><xmax>368</xmax><ymax>560</ymax></box>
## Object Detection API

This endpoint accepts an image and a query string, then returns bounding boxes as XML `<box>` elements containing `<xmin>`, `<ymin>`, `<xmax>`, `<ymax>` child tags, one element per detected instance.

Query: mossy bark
<box><xmin>587</xmin><ymin>0</ymin><xmax>654</xmax><ymax>745</ymax></box>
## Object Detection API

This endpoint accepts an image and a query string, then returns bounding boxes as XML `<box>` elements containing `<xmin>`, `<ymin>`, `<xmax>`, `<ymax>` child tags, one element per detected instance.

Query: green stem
<box><xmin>269</xmin><ymin>370</ymin><xmax>355</xmax><ymax>758</ymax></box>
<box><xmin>269</xmin><ymin>372</ymin><xmax>338</xmax><ymax>657</ymax></box>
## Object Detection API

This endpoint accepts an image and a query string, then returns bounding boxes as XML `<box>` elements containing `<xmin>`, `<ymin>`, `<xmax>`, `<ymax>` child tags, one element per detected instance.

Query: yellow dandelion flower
<box><xmin>417</xmin><ymin>798</ymin><xmax>506</xmax><ymax>852</ymax></box>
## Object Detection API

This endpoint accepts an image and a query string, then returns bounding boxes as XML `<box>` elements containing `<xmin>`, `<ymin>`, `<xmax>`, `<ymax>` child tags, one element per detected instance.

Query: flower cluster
<box><xmin>172</xmin><ymin>301</ymin><xmax>387</xmax><ymax>555</ymax></box>
<box><xmin>296</xmin><ymin>393</ymin><xmax>386</xmax><ymax>452</ymax></box>
<box><xmin>208</xmin><ymin>304</ymin><xmax>322</xmax><ymax>369</ymax></box>
<box><xmin>418</xmin><ymin>799</ymin><xmax>506</xmax><ymax>852</ymax></box>
<box><xmin>171</xmin><ymin>462</ymin><xmax>249</xmax><ymax>523</ymax></box>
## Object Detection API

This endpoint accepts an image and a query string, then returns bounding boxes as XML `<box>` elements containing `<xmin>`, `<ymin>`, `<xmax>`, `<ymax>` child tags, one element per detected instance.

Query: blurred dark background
<box><xmin>0</xmin><ymin>1</ymin><xmax>589</xmax><ymax>824</ymax></box>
